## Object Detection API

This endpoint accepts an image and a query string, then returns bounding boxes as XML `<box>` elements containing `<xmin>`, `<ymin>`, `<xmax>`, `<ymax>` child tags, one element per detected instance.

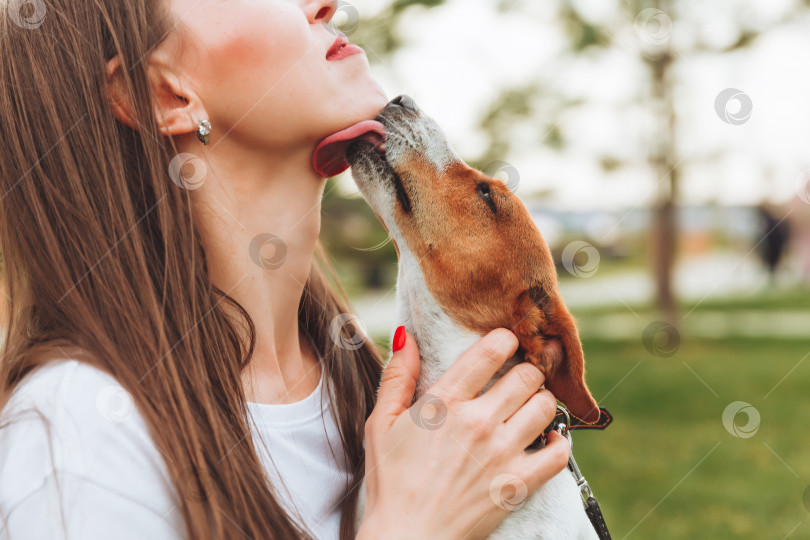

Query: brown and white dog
<box><xmin>316</xmin><ymin>95</ymin><xmax>601</xmax><ymax>539</ymax></box>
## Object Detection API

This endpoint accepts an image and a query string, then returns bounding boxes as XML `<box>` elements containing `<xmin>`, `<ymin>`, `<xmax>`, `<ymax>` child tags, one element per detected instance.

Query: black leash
<box><xmin>531</xmin><ymin>406</ymin><xmax>613</xmax><ymax>540</ymax></box>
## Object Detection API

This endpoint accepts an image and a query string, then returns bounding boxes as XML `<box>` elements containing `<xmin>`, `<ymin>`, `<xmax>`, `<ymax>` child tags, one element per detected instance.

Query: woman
<box><xmin>0</xmin><ymin>0</ymin><xmax>570</xmax><ymax>538</ymax></box>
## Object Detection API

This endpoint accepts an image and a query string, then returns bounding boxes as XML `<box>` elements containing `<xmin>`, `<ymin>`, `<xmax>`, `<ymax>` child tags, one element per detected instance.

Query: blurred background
<box><xmin>320</xmin><ymin>0</ymin><xmax>810</xmax><ymax>538</ymax></box>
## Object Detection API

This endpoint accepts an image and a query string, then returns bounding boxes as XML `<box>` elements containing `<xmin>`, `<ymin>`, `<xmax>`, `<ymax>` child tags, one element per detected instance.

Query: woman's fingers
<box><xmin>368</xmin><ymin>328</ymin><xmax>421</xmax><ymax>429</ymax></box>
<box><xmin>474</xmin><ymin>361</ymin><xmax>546</xmax><ymax>423</ymax></box>
<box><xmin>519</xmin><ymin>429</ymin><xmax>572</xmax><ymax>493</ymax></box>
<box><xmin>431</xmin><ymin>328</ymin><xmax>519</xmax><ymax>402</ymax></box>
<box><xmin>502</xmin><ymin>387</ymin><xmax>559</xmax><ymax>449</ymax></box>
<box><xmin>363</xmin><ymin>325</ymin><xmax>574</xmax><ymax>539</ymax></box>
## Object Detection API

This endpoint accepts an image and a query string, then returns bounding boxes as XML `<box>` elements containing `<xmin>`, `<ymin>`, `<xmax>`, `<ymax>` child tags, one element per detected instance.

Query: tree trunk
<box><xmin>648</xmin><ymin>46</ymin><xmax>679</xmax><ymax>326</ymax></box>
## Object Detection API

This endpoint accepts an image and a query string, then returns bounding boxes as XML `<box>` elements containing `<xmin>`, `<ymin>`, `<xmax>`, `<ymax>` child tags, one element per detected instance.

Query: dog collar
<box><xmin>559</xmin><ymin>406</ymin><xmax>613</xmax><ymax>432</ymax></box>
<box><xmin>528</xmin><ymin>406</ymin><xmax>613</xmax><ymax>451</ymax></box>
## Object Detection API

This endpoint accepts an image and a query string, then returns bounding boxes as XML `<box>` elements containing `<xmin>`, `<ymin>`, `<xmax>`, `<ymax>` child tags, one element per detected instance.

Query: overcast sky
<box><xmin>337</xmin><ymin>0</ymin><xmax>810</xmax><ymax>211</ymax></box>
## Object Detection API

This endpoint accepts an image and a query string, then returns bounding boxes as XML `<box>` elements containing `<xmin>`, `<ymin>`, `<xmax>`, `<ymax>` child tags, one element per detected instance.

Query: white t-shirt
<box><xmin>0</xmin><ymin>358</ymin><xmax>352</xmax><ymax>540</ymax></box>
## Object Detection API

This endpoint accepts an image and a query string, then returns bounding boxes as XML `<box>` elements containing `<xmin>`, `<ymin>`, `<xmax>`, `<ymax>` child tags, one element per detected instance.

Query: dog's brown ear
<box><xmin>512</xmin><ymin>286</ymin><xmax>600</xmax><ymax>424</ymax></box>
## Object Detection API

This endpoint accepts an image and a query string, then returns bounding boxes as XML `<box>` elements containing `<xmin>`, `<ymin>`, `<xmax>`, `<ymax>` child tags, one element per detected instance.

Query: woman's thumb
<box><xmin>374</xmin><ymin>326</ymin><xmax>420</xmax><ymax>426</ymax></box>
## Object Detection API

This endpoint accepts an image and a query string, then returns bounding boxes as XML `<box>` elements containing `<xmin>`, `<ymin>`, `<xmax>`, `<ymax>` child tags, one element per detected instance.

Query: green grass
<box><xmin>569</xmin><ymin>287</ymin><xmax>810</xmax><ymax>317</ymax></box>
<box><xmin>572</xmin><ymin>336</ymin><xmax>810</xmax><ymax>539</ymax></box>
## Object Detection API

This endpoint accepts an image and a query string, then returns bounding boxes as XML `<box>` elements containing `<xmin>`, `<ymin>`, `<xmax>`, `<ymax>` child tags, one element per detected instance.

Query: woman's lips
<box><xmin>326</xmin><ymin>35</ymin><xmax>364</xmax><ymax>61</ymax></box>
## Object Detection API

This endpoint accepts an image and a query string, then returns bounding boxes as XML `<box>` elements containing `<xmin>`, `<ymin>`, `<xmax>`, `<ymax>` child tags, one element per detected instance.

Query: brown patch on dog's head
<box><xmin>386</xmin><ymin>153</ymin><xmax>599</xmax><ymax>423</ymax></box>
<box><xmin>388</xmin><ymin>155</ymin><xmax>552</xmax><ymax>328</ymax></box>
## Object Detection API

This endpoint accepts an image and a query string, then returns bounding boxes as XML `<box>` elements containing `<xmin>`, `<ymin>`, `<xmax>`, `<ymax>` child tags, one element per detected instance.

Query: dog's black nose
<box><xmin>389</xmin><ymin>94</ymin><xmax>419</xmax><ymax>115</ymax></box>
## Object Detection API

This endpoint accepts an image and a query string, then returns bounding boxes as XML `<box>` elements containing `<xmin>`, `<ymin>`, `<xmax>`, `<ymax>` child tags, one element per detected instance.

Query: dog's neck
<box><xmin>394</xmin><ymin>251</ymin><xmax>522</xmax><ymax>405</ymax></box>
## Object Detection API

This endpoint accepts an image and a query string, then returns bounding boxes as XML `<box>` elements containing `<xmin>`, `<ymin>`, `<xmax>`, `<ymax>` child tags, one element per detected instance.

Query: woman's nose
<box><xmin>302</xmin><ymin>0</ymin><xmax>337</xmax><ymax>26</ymax></box>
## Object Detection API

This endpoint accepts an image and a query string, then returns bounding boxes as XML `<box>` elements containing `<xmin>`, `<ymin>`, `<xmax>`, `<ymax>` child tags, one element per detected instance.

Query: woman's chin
<box><xmin>347</xmin><ymin>83</ymin><xmax>389</xmax><ymax>119</ymax></box>
<box><xmin>331</xmin><ymin>91</ymin><xmax>389</xmax><ymax>133</ymax></box>
<box><xmin>353</xmin><ymin>74</ymin><xmax>389</xmax><ymax>112</ymax></box>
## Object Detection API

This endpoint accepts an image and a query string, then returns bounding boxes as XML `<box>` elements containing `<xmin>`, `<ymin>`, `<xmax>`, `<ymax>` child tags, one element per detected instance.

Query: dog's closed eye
<box><xmin>476</xmin><ymin>182</ymin><xmax>496</xmax><ymax>213</ymax></box>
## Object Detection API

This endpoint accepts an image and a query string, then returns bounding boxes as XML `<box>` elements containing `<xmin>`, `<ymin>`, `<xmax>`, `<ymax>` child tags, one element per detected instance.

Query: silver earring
<box><xmin>196</xmin><ymin>119</ymin><xmax>211</xmax><ymax>145</ymax></box>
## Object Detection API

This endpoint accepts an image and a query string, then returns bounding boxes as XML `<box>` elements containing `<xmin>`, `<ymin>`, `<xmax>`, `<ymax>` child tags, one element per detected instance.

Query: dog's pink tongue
<box><xmin>312</xmin><ymin>120</ymin><xmax>386</xmax><ymax>177</ymax></box>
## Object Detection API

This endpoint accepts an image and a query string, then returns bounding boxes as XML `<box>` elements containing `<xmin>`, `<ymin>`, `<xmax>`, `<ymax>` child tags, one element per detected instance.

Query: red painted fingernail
<box><xmin>392</xmin><ymin>325</ymin><xmax>406</xmax><ymax>352</ymax></box>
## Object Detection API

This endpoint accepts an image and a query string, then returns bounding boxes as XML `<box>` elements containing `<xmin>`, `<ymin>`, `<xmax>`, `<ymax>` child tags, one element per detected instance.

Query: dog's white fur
<box><xmin>348</xmin><ymin>98</ymin><xmax>598</xmax><ymax>539</ymax></box>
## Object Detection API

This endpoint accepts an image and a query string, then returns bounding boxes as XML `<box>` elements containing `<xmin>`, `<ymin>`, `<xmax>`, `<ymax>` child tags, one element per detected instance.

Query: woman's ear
<box><xmin>105</xmin><ymin>54</ymin><xmax>202</xmax><ymax>139</ymax></box>
<box><xmin>105</xmin><ymin>55</ymin><xmax>137</xmax><ymax>130</ymax></box>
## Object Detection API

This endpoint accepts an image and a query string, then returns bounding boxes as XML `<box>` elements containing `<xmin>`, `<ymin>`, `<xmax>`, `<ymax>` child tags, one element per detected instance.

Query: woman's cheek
<box><xmin>205</xmin><ymin>2</ymin><xmax>311</xmax><ymax>85</ymax></box>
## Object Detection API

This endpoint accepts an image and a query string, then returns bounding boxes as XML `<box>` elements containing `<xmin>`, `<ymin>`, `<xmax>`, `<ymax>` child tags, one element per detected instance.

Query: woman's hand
<box><xmin>357</xmin><ymin>328</ymin><xmax>571</xmax><ymax>540</ymax></box>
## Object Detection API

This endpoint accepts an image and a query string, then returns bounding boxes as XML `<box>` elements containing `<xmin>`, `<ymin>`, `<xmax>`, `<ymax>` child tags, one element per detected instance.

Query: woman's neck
<box><xmin>186</xmin><ymin>140</ymin><xmax>328</xmax><ymax>403</ymax></box>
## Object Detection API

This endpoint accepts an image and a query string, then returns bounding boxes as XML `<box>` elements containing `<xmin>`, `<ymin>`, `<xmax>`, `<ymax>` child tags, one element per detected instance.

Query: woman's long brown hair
<box><xmin>0</xmin><ymin>1</ymin><xmax>384</xmax><ymax>538</ymax></box>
